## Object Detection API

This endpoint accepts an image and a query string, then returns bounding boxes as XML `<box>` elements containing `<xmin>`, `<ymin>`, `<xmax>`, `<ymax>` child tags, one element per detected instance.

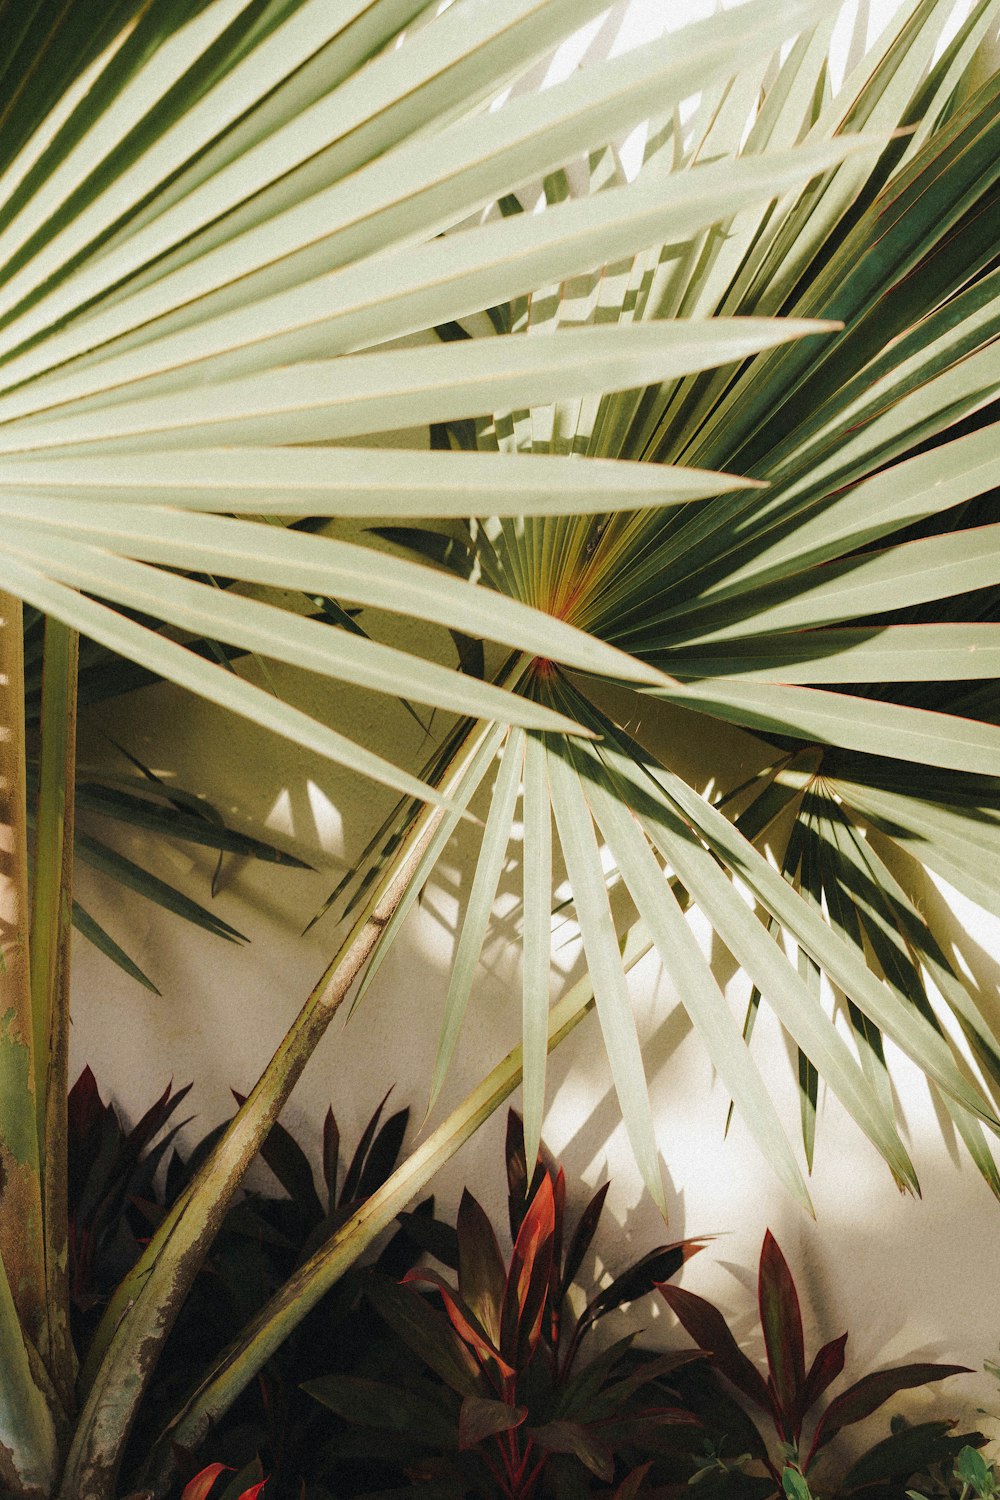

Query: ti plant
<box><xmin>0</xmin><ymin>1</ymin><xmax>998</xmax><ymax>1498</ymax></box>
<box><xmin>170</xmin><ymin>1463</ymin><xmax>267</xmax><ymax>1500</ymax></box>
<box><xmin>304</xmin><ymin>1111</ymin><xmax>706</xmax><ymax>1500</ymax></box>
<box><xmin>660</xmin><ymin>1231</ymin><xmax>984</xmax><ymax>1500</ymax></box>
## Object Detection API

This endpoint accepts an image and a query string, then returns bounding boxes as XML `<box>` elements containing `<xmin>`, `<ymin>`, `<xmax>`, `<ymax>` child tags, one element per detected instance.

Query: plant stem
<box><xmin>0</xmin><ymin>593</ymin><xmax>48</xmax><ymax>1349</ymax></box>
<box><xmin>31</xmin><ymin>619</ymin><xmax>79</xmax><ymax>1413</ymax></box>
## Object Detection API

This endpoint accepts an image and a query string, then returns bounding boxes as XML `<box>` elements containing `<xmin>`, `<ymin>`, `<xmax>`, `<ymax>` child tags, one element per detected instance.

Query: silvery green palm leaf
<box><xmin>0</xmin><ymin>0</ymin><xmax>845</xmax><ymax>807</ymax></box>
<box><xmin>344</xmin><ymin>0</ymin><xmax>1000</xmax><ymax>1204</ymax></box>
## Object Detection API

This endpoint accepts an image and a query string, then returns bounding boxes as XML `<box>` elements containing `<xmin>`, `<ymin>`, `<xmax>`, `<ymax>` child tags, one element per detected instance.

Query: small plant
<box><xmin>178</xmin><ymin>1462</ymin><xmax>267</xmax><ymax>1500</ymax></box>
<box><xmin>907</xmin><ymin>1442</ymin><xmax>1000</xmax><ymax>1500</ymax></box>
<box><xmin>660</xmin><ymin>1232</ymin><xmax>984</xmax><ymax>1499</ymax></box>
<box><xmin>304</xmin><ymin>1111</ymin><xmax>707</xmax><ymax>1498</ymax></box>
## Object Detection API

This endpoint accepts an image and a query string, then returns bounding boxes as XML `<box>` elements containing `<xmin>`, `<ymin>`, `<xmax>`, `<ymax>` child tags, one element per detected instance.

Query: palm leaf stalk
<box><xmin>0</xmin><ymin>2</ymin><xmax>995</xmax><ymax>1498</ymax></box>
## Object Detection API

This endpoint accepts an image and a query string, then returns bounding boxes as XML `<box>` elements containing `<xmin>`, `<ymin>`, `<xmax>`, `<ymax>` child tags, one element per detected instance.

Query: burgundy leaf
<box><xmin>232</xmin><ymin>1091</ymin><xmax>322</xmax><ymax>1221</ymax></box>
<box><xmin>501</xmin><ymin>1171</ymin><xmax>555</xmax><ymax>1364</ymax></box>
<box><xmin>613</xmin><ymin>1463</ymin><xmax>652</xmax><ymax>1500</ymax></box>
<box><xmin>68</xmin><ymin>1066</ymin><xmax>106</xmax><ymax>1149</ymax></box>
<box><xmin>559</xmin><ymin>1182</ymin><xmax>610</xmax><ymax>1304</ymax></box>
<box><xmin>366</xmin><ymin>1273</ymin><xmax>483</xmax><ymax>1397</ymax></box>
<box><xmin>457</xmin><ymin>1190</ymin><xmax>507</xmax><ymax>1346</ymax></box>
<box><xmin>322</xmin><ymin>1107</ymin><xmax>339</xmax><ymax>1206</ymax></box>
<box><xmin>129</xmin><ymin>1079</ymin><xmax>192</xmax><ymax>1157</ymax></box>
<box><xmin>181</xmin><ymin>1465</ymin><xmax>229</xmax><ymax>1500</ymax></box>
<box><xmin>354</xmin><ymin>1107</ymin><xmax>409</xmax><ymax>1202</ymax></box>
<box><xmin>341</xmin><ymin>1088</ymin><xmax>393</xmax><ymax>1205</ymax></box>
<box><xmin>808</xmin><ymin>1364</ymin><xmax>972</xmax><ymax>1462</ymax></box>
<box><xmin>459</xmin><ymin>1395</ymin><xmax>527</xmax><ymax>1450</ymax></box>
<box><xmin>799</xmin><ymin>1332</ymin><xmax>848</xmax><ymax>1425</ymax></box>
<box><xmin>505</xmin><ymin>1109</ymin><xmax>557</xmax><ymax>1241</ymax></box>
<box><xmin>530</xmin><ymin>1421</ymin><xmax>615</xmax><ymax>1482</ymax></box>
<box><xmin>404</xmin><ymin>1266</ymin><xmax>514</xmax><ymax>1377</ymax></box>
<box><xmin>758</xmin><ymin>1231</ymin><xmax>806</xmax><ymax>1439</ymax></box>
<box><xmin>658</xmin><ymin>1284</ymin><xmax>772</xmax><ymax>1412</ymax></box>
<box><xmin>585</xmin><ymin>1239</ymin><xmax>709</xmax><ymax>1328</ymax></box>
<box><xmin>505</xmin><ymin>1109</ymin><xmax>529</xmax><ymax>1242</ymax></box>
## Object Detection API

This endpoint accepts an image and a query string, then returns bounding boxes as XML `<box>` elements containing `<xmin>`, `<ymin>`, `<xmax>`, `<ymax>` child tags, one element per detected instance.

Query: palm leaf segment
<box><xmin>351</xmin><ymin>0</ymin><xmax>1000</xmax><ymax>1210</ymax></box>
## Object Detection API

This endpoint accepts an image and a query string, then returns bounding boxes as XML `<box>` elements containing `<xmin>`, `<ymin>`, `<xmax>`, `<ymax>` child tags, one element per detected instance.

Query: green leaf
<box><xmin>658</xmin><ymin>679</ymin><xmax>1000</xmax><ymax>778</ymax></box>
<box><xmin>71</xmin><ymin>901</ymin><xmax>159</xmax><ymax>995</ymax></box>
<box><xmin>546</xmin><ymin>739</ymin><xmax>665</xmax><ymax>1214</ymax></box>
<box><xmin>0</xmin><ymin>321</ymin><xmax>839</xmax><ymax>454</ymax></box>
<box><xmin>302</xmin><ymin>1373</ymin><xmax>457</xmax><ymax>1448</ymax></box>
<box><xmin>521</xmin><ymin>730</ymin><xmax>552</xmax><ymax>1171</ymax></box>
<box><xmin>580</xmin><ymin>747</ymin><xmax>813</xmax><ymax>1212</ymax></box>
<box><xmin>429</xmin><ymin>728</ymin><xmax>524</xmax><ymax>1108</ymax></box>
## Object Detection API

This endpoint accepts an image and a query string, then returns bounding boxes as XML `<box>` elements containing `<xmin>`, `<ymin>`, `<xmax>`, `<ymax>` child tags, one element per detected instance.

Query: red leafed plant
<box><xmin>179</xmin><ymin>1460</ymin><xmax>267</xmax><ymax>1500</ymax></box>
<box><xmin>660</xmin><ymin>1231</ymin><xmax>980</xmax><ymax>1496</ymax></box>
<box><xmin>305</xmin><ymin>1111</ymin><xmax>707</xmax><ymax>1499</ymax></box>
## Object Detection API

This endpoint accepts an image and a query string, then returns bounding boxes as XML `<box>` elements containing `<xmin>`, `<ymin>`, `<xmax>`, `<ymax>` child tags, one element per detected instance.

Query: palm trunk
<box><xmin>31</xmin><ymin>619</ymin><xmax>80</xmax><ymax>1415</ymax></box>
<box><xmin>0</xmin><ymin>593</ymin><xmax>59</xmax><ymax>1495</ymax></box>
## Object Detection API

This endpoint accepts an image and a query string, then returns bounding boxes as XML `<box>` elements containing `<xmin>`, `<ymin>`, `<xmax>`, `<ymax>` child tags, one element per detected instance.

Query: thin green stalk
<box><xmin>60</xmin><ymin>713</ymin><xmax>504</xmax><ymax>1500</ymax></box>
<box><xmin>0</xmin><ymin>591</ymin><xmax>47</xmax><ymax>1351</ymax></box>
<box><xmin>30</xmin><ymin>618</ymin><xmax>79</xmax><ymax>1412</ymax></box>
<box><xmin>144</xmin><ymin>922</ymin><xmax>656</xmax><ymax>1492</ymax></box>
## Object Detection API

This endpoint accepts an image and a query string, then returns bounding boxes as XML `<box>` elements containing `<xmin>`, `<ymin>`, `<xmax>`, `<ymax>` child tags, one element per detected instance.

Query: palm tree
<box><xmin>0</xmin><ymin>0</ymin><xmax>997</xmax><ymax>1495</ymax></box>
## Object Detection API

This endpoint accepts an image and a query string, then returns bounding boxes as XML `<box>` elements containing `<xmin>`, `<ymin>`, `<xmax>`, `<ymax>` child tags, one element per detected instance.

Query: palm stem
<box><xmin>0</xmin><ymin>592</ymin><xmax>47</xmax><ymax>1349</ymax></box>
<box><xmin>31</xmin><ymin>619</ymin><xmax>79</xmax><ymax>1412</ymax></box>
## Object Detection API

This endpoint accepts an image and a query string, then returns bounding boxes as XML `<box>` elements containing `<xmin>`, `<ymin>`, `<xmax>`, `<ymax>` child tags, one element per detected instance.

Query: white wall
<box><xmin>68</xmin><ymin>0</ymin><xmax>1000</xmax><ymax>1480</ymax></box>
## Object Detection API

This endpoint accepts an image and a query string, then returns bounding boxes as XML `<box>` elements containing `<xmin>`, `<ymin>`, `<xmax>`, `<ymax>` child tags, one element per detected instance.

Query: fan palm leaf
<box><xmin>0</xmin><ymin>3</ymin><xmax>997</xmax><ymax>1495</ymax></box>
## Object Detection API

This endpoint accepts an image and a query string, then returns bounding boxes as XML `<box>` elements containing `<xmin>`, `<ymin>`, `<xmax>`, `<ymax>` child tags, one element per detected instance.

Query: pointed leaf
<box><xmin>810</xmin><ymin>1364</ymin><xmax>972</xmax><ymax>1455</ymax></box>
<box><xmin>457</xmin><ymin>1191</ymin><xmax>507</xmax><ymax>1348</ymax></box>
<box><xmin>658</xmin><ymin>1285</ymin><xmax>772</xmax><ymax>1412</ymax></box>
<box><xmin>458</xmin><ymin>1395</ymin><xmax>527</xmax><ymax>1451</ymax></box>
<box><xmin>758</xmin><ymin>1231</ymin><xmax>806</xmax><ymax>1437</ymax></box>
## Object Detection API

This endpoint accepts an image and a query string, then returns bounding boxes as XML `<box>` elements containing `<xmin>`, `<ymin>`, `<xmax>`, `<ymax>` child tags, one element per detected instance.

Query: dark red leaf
<box><xmin>529</xmin><ymin>1421</ymin><xmax>615</xmax><ymax>1481</ymax></box>
<box><xmin>322</xmin><ymin>1108</ymin><xmax>339</xmax><ymax>1207</ymax></box>
<box><xmin>658</xmin><ymin>1284</ymin><xmax>772</xmax><ymax>1412</ymax></box>
<box><xmin>559</xmin><ymin>1182</ymin><xmax>609</xmax><ymax>1305</ymax></box>
<box><xmin>404</xmin><ymin>1266</ymin><xmax>514</xmax><ymax>1377</ymax></box>
<box><xmin>129</xmin><ymin>1079</ymin><xmax>192</xmax><ymax>1158</ymax></box>
<box><xmin>355</xmin><ymin>1107</ymin><xmax>409</xmax><ymax>1202</ymax></box>
<box><xmin>366</xmin><ymin>1272</ymin><xmax>483</xmax><ymax>1397</ymax></box>
<box><xmin>181</xmin><ymin>1465</ymin><xmax>230</xmax><ymax>1500</ymax></box>
<box><xmin>758</xmin><ymin>1231</ymin><xmax>806</xmax><ymax>1439</ymax></box>
<box><xmin>798</xmin><ymin>1332</ymin><xmax>848</xmax><ymax>1425</ymax></box>
<box><xmin>232</xmin><ymin>1091</ymin><xmax>322</xmax><ymax>1221</ymax></box>
<box><xmin>505</xmin><ymin>1109</ymin><xmax>528</xmax><ymax>1241</ymax></box>
<box><xmin>505</xmin><ymin>1108</ymin><xmax>557</xmax><ymax>1240</ymax></box>
<box><xmin>68</xmin><ymin>1066</ymin><xmax>106</xmax><ymax>1148</ymax></box>
<box><xmin>585</xmin><ymin>1239</ymin><xmax>709</xmax><ymax>1328</ymax></box>
<box><xmin>613</xmin><ymin>1463</ymin><xmax>652</xmax><ymax>1500</ymax></box>
<box><xmin>341</xmin><ymin>1088</ymin><xmax>393</xmax><ymax>1205</ymax></box>
<box><xmin>458</xmin><ymin>1395</ymin><xmax>527</xmax><ymax>1450</ymax></box>
<box><xmin>501</xmin><ymin>1172</ymin><xmax>555</xmax><ymax>1363</ymax></box>
<box><xmin>808</xmin><ymin>1364</ymin><xmax>972</xmax><ymax>1461</ymax></box>
<box><xmin>457</xmin><ymin>1190</ymin><xmax>506</xmax><ymax>1346</ymax></box>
